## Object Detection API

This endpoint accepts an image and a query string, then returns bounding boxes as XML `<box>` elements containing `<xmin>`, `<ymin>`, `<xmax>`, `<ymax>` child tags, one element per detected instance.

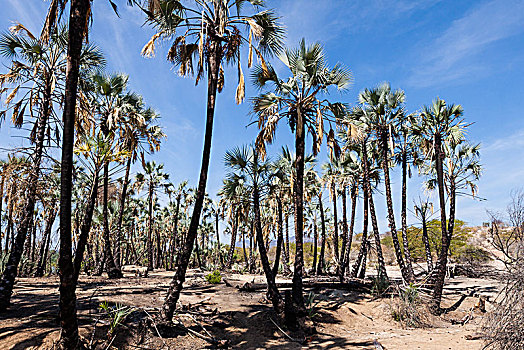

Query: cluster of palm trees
<box><xmin>0</xmin><ymin>0</ymin><xmax>482</xmax><ymax>348</ymax></box>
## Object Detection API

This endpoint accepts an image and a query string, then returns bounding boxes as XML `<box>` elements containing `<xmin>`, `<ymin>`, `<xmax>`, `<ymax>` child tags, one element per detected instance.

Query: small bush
<box><xmin>205</xmin><ymin>270</ymin><xmax>222</xmax><ymax>284</ymax></box>
<box><xmin>371</xmin><ymin>270</ymin><xmax>390</xmax><ymax>296</ymax></box>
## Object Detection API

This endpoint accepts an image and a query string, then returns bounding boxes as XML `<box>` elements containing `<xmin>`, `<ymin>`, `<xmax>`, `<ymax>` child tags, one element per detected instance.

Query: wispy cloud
<box><xmin>408</xmin><ymin>0</ymin><xmax>524</xmax><ymax>87</ymax></box>
<box><xmin>4</xmin><ymin>0</ymin><xmax>46</xmax><ymax>33</ymax></box>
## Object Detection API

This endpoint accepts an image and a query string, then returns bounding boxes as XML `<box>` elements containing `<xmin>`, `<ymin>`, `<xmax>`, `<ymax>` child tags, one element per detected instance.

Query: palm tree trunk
<box><xmin>242</xmin><ymin>230</ymin><xmax>248</xmax><ymax>269</ymax></box>
<box><xmin>351</xmin><ymin>190</ymin><xmax>368</xmax><ymax>278</ymax></box>
<box><xmin>312</xmin><ymin>216</ymin><xmax>318</xmax><ymax>275</ymax></box>
<box><xmin>331</xmin><ymin>181</ymin><xmax>339</xmax><ymax>265</ymax></box>
<box><xmin>341</xmin><ymin>184</ymin><xmax>357</xmax><ymax>279</ymax></box>
<box><xmin>102</xmin><ymin>162</ymin><xmax>122</xmax><ymax>279</ymax></box>
<box><xmin>253</xmin><ymin>170</ymin><xmax>282</xmax><ymax>313</ymax></box>
<box><xmin>226</xmin><ymin>207</ymin><xmax>238</xmax><ymax>269</ymax></box>
<box><xmin>215</xmin><ymin>211</ymin><xmax>222</xmax><ymax>267</ymax></box>
<box><xmin>0</xmin><ymin>72</ymin><xmax>51</xmax><ymax>311</ymax></box>
<box><xmin>58</xmin><ymin>1</ymin><xmax>90</xmax><ymax>347</ymax></box>
<box><xmin>400</xmin><ymin>147</ymin><xmax>415</xmax><ymax>280</ymax></box>
<box><xmin>73</xmin><ymin>172</ymin><xmax>99</xmax><ymax>284</ymax></box>
<box><xmin>170</xmin><ymin>194</ymin><xmax>181</xmax><ymax>270</ymax></box>
<box><xmin>338</xmin><ymin>185</ymin><xmax>348</xmax><ymax>278</ymax></box>
<box><xmin>0</xmin><ymin>175</ymin><xmax>3</xmax><ymax>251</ymax></box>
<box><xmin>421</xmin><ymin>215</ymin><xmax>433</xmax><ymax>272</ymax></box>
<box><xmin>430</xmin><ymin>135</ymin><xmax>449</xmax><ymax>314</ymax></box>
<box><xmin>288</xmin><ymin>107</ymin><xmax>306</xmax><ymax>329</ymax></box>
<box><xmin>35</xmin><ymin>207</ymin><xmax>57</xmax><ymax>277</ymax></box>
<box><xmin>283</xmin><ymin>214</ymin><xmax>291</xmax><ymax>274</ymax></box>
<box><xmin>147</xmin><ymin>185</ymin><xmax>154</xmax><ymax>270</ymax></box>
<box><xmin>114</xmin><ymin>156</ymin><xmax>132</xmax><ymax>270</ymax></box>
<box><xmin>362</xmin><ymin>140</ymin><xmax>388</xmax><ymax>281</ymax></box>
<box><xmin>379</xmin><ymin>130</ymin><xmax>412</xmax><ymax>282</ymax></box>
<box><xmin>161</xmin><ymin>45</ymin><xmax>221</xmax><ymax>322</ymax></box>
<box><xmin>272</xmin><ymin>196</ymin><xmax>283</xmax><ymax>277</ymax></box>
<box><xmin>317</xmin><ymin>195</ymin><xmax>327</xmax><ymax>275</ymax></box>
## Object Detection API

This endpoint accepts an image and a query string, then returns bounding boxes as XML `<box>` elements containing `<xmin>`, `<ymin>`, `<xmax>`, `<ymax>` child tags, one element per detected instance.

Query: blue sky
<box><xmin>1</xmin><ymin>0</ymin><xmax>524</xmax><ymax>232</ymax></box>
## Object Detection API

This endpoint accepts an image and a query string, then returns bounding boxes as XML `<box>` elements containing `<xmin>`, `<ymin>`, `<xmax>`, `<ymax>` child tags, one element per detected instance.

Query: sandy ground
<box><xmin>0</xmin><ymin>266</ymin><xmax>500</xmax><ymax>349</ymax></box>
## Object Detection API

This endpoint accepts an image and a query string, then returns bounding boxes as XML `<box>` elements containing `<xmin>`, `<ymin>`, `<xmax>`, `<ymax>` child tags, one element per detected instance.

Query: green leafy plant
<box><xmin>205</xmin><ymin>270</ymin><xmax>222</xmax><ymax>284</ymax></box>
<box><xmin>390</xmin><ymin>284</ymin><xmax>428</xmax><ymax>328</ymax></box>
<box><xmin>371</xmin><ymin>270</ymin><xmax>390</xmax><ymax>296</ymax></box>
<box><xmin>305</xmin><ymin>291</ymin><xmax>321</xmax><ymax>318</ymax></box>
<box><xmin>99</xmin><ymin>302</ymin><xmax>134</xmax><ymax>335</ymax></box>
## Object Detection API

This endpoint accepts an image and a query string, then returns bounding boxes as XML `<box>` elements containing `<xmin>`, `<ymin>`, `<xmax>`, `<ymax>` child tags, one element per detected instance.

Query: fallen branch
<box><xmin>269</xmin><ymin>317</ymin><xmax>303</xmax><ymax>343</ymax></box>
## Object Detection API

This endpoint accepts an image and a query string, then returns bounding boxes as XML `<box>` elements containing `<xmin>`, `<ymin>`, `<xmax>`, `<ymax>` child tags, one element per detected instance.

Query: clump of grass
<box><xmin>371</xmin><ymin>270</ymin><xmax>390</xmax><ymax>296</ymax></box>
<box><xmin>305</xmin><ymin>291</ymin><xmax>321</xmax><ymax>318</ymax></box>
<box><xmin>389</xmin><ymin>284</ymin><xmax>429</xmax><ymax>328</ymax></box>
<box><xmin>99</xmin><ymin>301</ymin><xmax>134</xmax><ymax>335</ymax></box>
<box><xmin>205</xmin><ymin>270</ymin><xmax>222</xmax><ymax>284</ymax></box>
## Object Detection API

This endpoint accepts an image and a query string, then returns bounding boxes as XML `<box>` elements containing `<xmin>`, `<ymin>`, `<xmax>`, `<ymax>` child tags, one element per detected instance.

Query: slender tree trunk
<box><xmin>0</xmin><ymin>175</ymin><xmax>3</xmax><ymax>251</ymax></box>
<box><xmin>226</xmin><ymin>207</ymin><xmax>238</xmax><ymax>269</ymax></box>
<box><xmin>215</xmin><ymin>211</ymin><xmax>222</xmax><ymax>267</ymax></box>
<box><xmin>170</xmin><ymin>195</ymin><xmax>181</xmax><ymax>270</ymax></box>
<box><xmin>114</xmin><ymin>156</ymin><xmax>132</xmax><ymax>270</ymax></box>
<box><xmin>379</xmin><ymin>130</ymin><xmax>412</xmax><ymax>282</ymax></box>
<box><xmin>283</xmin><ymin>214</ymin><xmax>291</xmax><ymax>274</ymax></box>
<box><xmin>288</xmin><ymin>107</ymin><xmax>306</xmax><ymax>329</ymax></box>
<box><xmin>317</xmin><ymin>195</ymin><xmax>327</xmax><ymax>275</ymax></box>
<box><xmin>312</xmin><ymin>216</ymin><xmax>318</xmax><ymax>275</ymax></box>
<box><xmin>0</xmin><ymin>72</ymin><xmax>52</xmax><ymax>311</ymax></box>
<box><xmin>242</xmin><ymin>230</ymin><xmax>248</xmax><ymax>269</ymax></box>
<box><xmin>362</xmin><ymin>140</ymin><xmax>388</xmax><ymax>281</ymax></box>
<box><xmin>421</xmin><ymin>216</ymin><xmax>433</xmax><ymax>272</ymax></box>
<box><xmin>272</xmin><ymin>196</ymin><xmax>284</xmax><ymax>277</ymax></box>
<box><xmin>58</xmin><ymin>1</ymin><xmax>90</xmax><ymax>347</ymax></box>
<box><xmin>331</xmin><ymin>181</ymin><xmax>339</xmax><ymax>265</ymax></box>
<box><xmin>147</xmin><ymin>185</ymin><xmax>154</xmax><ymax>270</ymax></box>
<box><xmin>73</xmin><ymin>172</ymin><xmax>99</xmax><ymax>284</ymax></box>
<box><xmin>400</xmin><ymin>147</ymin><xmax>415</xmax><ymax>280</ymax></box>
<box><xmin>253</xmin><ymin>169</ymin><xmax>282</xmax><ymax>314</ymax></box>
<box><xmin>102</xmin><ymin>161</ymin><xmax>122</xmax><ymax>278</ymax></box>
<box><xmin>352</xmin><ymin>191</ymin><xmax>368</xmax><ymax>278</ymax></box>
<box><xmin>35</xmin><ymin>207</ymin><xmax>57</xmax><ymax>277</ymax></box>
<box><xmin>358</xmin><ymin>241</ymin><xmax>369</xmax><ymax>280</ymax></box>
<box><xmin>341</xmin><ymin>184</ymin><xmax>357</xmax><ymax>279</ymax></box>
<box><xmin>161</xmin><ymin>46</ymin><xmax>221</xmax><ymax>322</ymax></box>
<box><xmin>338</xmin><ymin>185</ymin><xmax>348</xmax><ymax>278</ymax></box>
<box><xmin>430</xmin><ymin>135</ymin><xmax>449</xmax><ymax>314</ymax></box>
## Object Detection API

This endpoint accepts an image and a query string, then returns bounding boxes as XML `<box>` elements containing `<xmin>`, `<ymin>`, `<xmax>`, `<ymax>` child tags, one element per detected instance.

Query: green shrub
<box><xmin>205</xmin><ymin>270</ymin><xmax>222</xmax><ymax>284</ymax></box>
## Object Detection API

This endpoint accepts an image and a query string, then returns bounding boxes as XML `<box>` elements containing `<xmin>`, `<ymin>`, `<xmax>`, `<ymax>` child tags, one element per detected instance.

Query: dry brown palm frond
<box><xmin>235</xmin><ymin>62</ymin><xmax>245</xmax><ymax>105</ymax></box>
<box><xmin>9</xmin><ymin>23</ymin><xmax>36</xmax><ymax>40</ymax></box>
<box><xmin>141</xmin><ymin>31</ymin><xmax>164</xmax><ymax>58</ymax></box>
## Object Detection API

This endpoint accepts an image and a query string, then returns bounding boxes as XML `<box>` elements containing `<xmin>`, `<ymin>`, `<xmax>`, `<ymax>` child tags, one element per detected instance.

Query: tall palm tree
<box><xmin>322</xmin><ymin>159</ymin><xmax>342</xmax><ymax>267</ymax></box>
<box><xmin>0</xmin><ymin>22</ymin><xmax>103</xmax><ymax>311</ymax></box>
<box><xmin>140</xmin><ymin>0</ymin><xmax>284</xmax><ymax>322</ymax></box>
<box><xmin>355</xmin><ymin>82</ymin><xmax>413</xmax><ymax>283</ymax></box>
<box><xmin>414</xmin><ymin>98</ymin><xmax>465</xmax><ymax>313</ymax></box>
<box><xmin>252</xmin><ymin>39</ymin><xmax>351</xmax><ymax>328</ymax></box>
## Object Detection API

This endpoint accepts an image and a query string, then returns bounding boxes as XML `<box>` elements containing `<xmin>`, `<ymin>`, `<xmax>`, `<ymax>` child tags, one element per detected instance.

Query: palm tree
<box><xmin>57</xmin><ymin>0</ymin><xmax>93</xmax><ymax>347</ymax></box>
<box><xmin>322</xmin><ymin>159</ymin><xmax>341</xmax><ymax>267</ymax></box>
<box><xmin>140</xmin><ymin>0</ymin><xmax>284</xmax><ymax>322</ymax></box>
<box><xmin>223</xmin><ymin>145</ymin><xmax>282</xmax><ymax>313</ymax></box>
<box><xmin>355</xmin><ymin>82</ymin><xmax>413</xmax><ymax>283</ymax></box>
<box><xmin>0</xmin><ymin>22</ymin><xmax>103</xmax><ymax>311</ymax></box>
<box><xmin>135</xmin><ymin>161</ymin><xmax>170</xmax><ymax>270</ymax></box>
<box><xmin>252</xmin><ymin>39</ymin><xmax>351</xmax><ymax>328</ymax></box>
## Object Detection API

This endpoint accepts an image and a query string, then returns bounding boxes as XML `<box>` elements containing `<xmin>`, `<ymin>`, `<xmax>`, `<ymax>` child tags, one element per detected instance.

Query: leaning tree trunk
<box><xmin>362</xmin><ymin>140</ymin><xmax>388</xmax><ymax>281</ymax></box>
<box><xmin>430</xmin><ymin>135</ymin><xmax>450</xmax><ymax>314</ymax></box>
<box><xmin>0</xmin><ymin>71</ymin><xmax>52</xmax><ymax>311</ymax></box>
<box><xmin>73</xmin><ymin>172</ymin><xmax>99</xmax><ymax>284</ymax></box>
<box><xmin>253</xmin><ymin>174</ymin><xmax>283</xmax><ymax>314</ymax></box>
<box><xmin>288</xmin><ymin>107</ymin><xmax>306</xmax><ymax>330</ymax></box>
<box><xmin>225</xmin><ymin>207</ymin><xmax>238</xmax><ymax>269</ymax></box>
<box><xmin>161</xmin><ymin>45</ymin><xmax>221</xmax><ymax>322</ymax></box>
<box><xmin>379</xmin><ymin>130</ymin><xmax>412</xmax><ymax>283</ymax></box>
<box><xmin>58</xmin><ymin>1</ymin><xmax>90</xmax><ymax>347</ymax></box>
<box><xmin>338</xmin><ymin>185</ymin><xmax>348</xmax><ymax>279</ymax></box>
<box><xmin>114</xmin><ymin>156</ymin><xmax>132</xmax><ymax>270</ymax></box>
<box><xmin>421</xmin><ymin>216</ymin><xmax>433</xmax><ymax>272</ymax></box>
<box><xmin>283</xmin><ymin>214</ymin><xmax>291</xmax><ymax>274</ymax></box>
<box><xmin>35</xmin><ymin>206</ymin><xmax>57</xmax><ymax>277</ymax></box>
<box><xmin>352</xmin><ymin>190</ymin><xmax>368</xmax><ymax>278</ymax></box>
<box><xmin>272</xmin><ymin>196</ymin><xmax>284</xmax><ymax>277</ymax></box>
<box><xmin>341</xmin><ymin>183</ymin><xmax>357</xmax><ymax>279</ymax></box>
<box><xmin>400</xmin><ymin>146</ymin><xmax>415</xmax><ymax>280</ymax></box>
<box><xmin>317</xmin><ymin>195</ymin><xmax>327</xmax><ymax>275</ymax></box>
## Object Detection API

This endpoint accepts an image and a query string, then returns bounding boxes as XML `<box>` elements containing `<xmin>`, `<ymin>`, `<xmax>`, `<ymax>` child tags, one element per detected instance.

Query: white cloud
<box><xmin>408</xmin><ymin>0</ymin><xmax>524</xmax><ymax>87</ymax></box>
